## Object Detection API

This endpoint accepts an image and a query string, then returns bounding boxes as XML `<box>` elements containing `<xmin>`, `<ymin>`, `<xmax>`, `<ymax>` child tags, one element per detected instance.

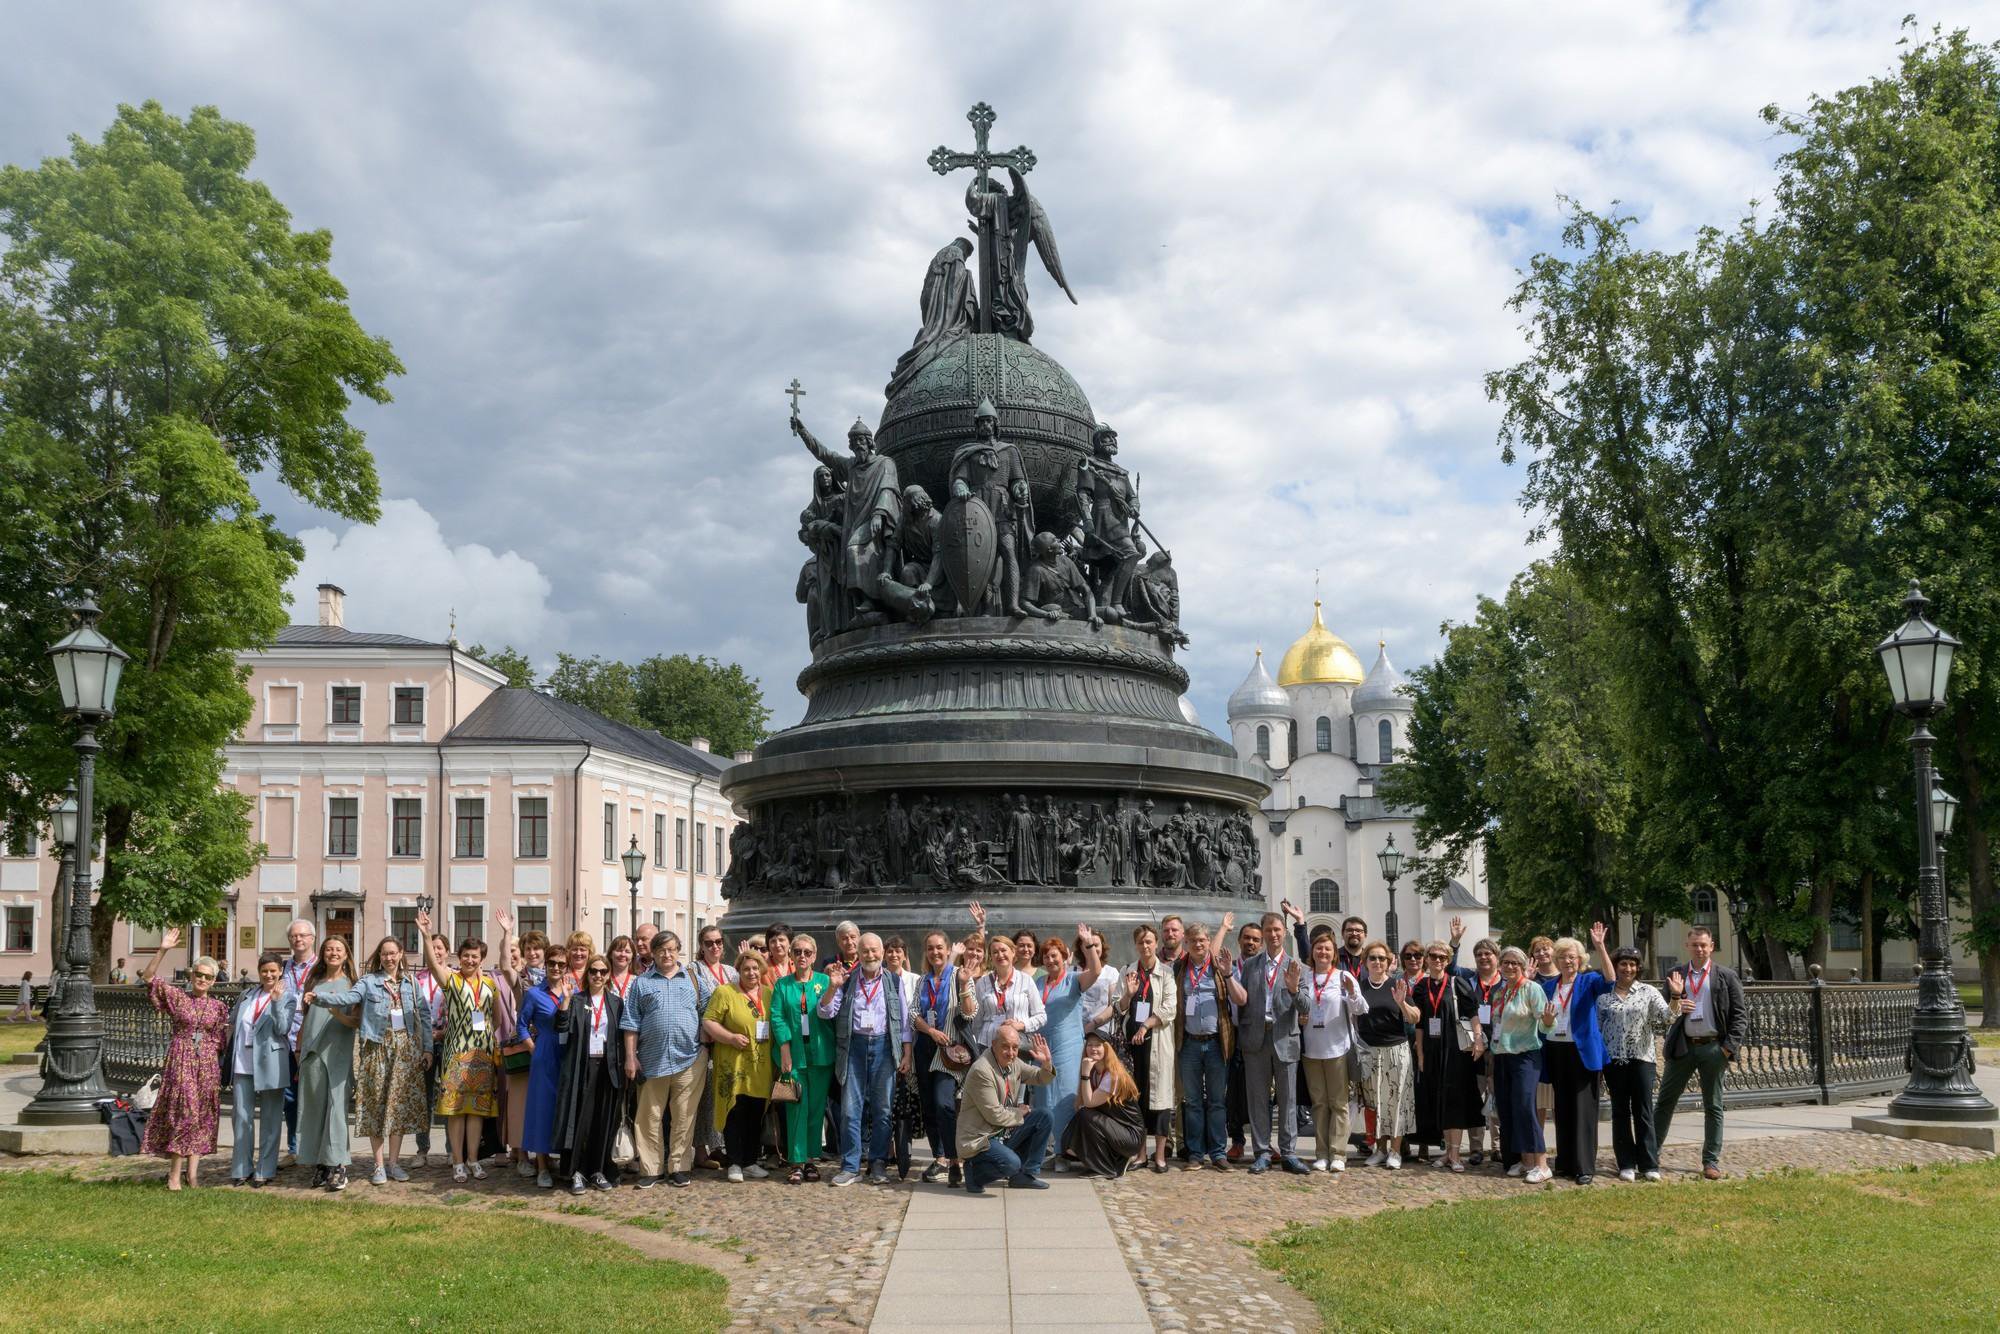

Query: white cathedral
<box><xmin>1222</xmin><ymin>601</ymin><xmax>1492</xmax><ymax>948</ymax></box>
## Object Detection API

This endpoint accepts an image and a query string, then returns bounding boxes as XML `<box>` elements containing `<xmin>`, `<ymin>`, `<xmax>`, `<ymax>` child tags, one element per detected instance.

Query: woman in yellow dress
<box><xmin>417</xmin><ymin>909</ymin><xmax>501</xmax><ymax>1183</ymax></box>
<box><xmin>701</xmin><ymin>949</ymin><xmax>776</xmax><ymax>1183</ymax></box>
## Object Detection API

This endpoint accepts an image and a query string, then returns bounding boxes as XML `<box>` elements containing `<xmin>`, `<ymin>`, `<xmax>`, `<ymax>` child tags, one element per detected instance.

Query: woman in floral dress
<box><xmin>139</xmin><ymin>928</ymin><xmax>227</xmax><ymax>1189</ymax></box>
<box><xmin>418</xmin><ymin>909</ymin><xmax>502</xmax><ymax>1182</ymax></box>
<box><xmin>352</xmin><ymin>936</ymin><xmax>433</xmax><ymax>1185</ymax></box>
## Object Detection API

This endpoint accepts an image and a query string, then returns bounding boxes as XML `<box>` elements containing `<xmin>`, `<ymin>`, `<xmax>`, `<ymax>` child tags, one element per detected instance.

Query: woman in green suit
<box><xmin>769</xmin><ymin>932</ymin><xmax>834</xmax><ymax>1184</ymax></box>
<box><xmin>296</xmin><ymin>937</ymin><xmax>363</xmax><ymax>1192</ymax></box>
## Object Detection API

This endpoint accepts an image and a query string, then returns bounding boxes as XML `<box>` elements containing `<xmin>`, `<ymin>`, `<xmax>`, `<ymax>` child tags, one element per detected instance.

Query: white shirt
<box><xmin>1079</xmin><ymin>968</ymin><xmax>1120</xmax><ymax>1038</ymax></box>
<box><xmin>235</xmin><ymin>990</ymin><xmax>273</xmax><ymax>1069</ymax></box>
<box><xmin>1259</xmin><ymin>950</ymin><xmax>1286</xmax><ymax>1021</ymax></box>
<box><xmin>974</xmin><ymin>970</ymin><xmax>1046</xmax><ymax>1048</ymax></box>
<box><xmin>1684</xmin><ymin>963</ymin><xmax>1717</xmax><ymax>1036</ymax></box>
<box><xmin>818</xmin><ymin>968</ymin><xmax>910</xmax><ymax>1043</ymax></box>
<box><xmin>1300</xmin><ymin>969</ymin><xmax>1366</xmax><ymax>1061</ymax></box>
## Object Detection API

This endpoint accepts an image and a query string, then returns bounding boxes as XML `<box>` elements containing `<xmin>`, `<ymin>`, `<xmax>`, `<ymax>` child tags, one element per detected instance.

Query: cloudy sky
<box><xmin>6</xmin><ymin>2</ymin><xmax>1990</xmax><ymax>728</ymax></box>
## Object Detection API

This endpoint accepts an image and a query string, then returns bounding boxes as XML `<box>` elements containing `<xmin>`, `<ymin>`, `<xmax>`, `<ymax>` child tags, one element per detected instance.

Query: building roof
<box><xmin>446</xmin><ymin>688</ymin><xmax>731</xmax><ymax>778</ymax></box>
<box><xmin>1443</xmin><ymin>878</ymin><xmax>1486</xmax><ymax>910</ymax></box>
<box><xmin>273</xmin><ymin>624</ymin><xmax>447</xmax><ymax>649</ymax></box>
<box><xmin>1276</xmin><ymin>601</ymin><xmax>1365</xmax><ymax>687</ymax></box>
<box><xmin>1353</xmin><ymin>643</ymin><xmax>1412</xmax><ymax>711</ymax></box>
<box><xmin>1226</xmin><ymin>649</ymin><xmax>1291</xmax><ymax>718</ymax></box>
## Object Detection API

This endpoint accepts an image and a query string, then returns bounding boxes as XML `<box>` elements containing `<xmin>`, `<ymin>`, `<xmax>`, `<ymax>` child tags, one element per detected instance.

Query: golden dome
<box><xmin>1276</xmin><ymin>601</ymin><xmax>1365</xmax><ymax>687</ymax></box>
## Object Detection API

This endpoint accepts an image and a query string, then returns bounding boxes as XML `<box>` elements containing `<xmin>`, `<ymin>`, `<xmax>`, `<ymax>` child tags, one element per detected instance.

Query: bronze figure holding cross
<box><xmin>926</xmin><ymin>102</ymin><xmax>1075</xmax><ymax>343</ymax></box>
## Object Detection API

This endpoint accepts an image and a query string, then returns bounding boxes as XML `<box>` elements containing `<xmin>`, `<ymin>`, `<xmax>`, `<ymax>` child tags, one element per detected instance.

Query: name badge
<box><xmin>801</xmin><ymin>1009</ymin><xmax>811</xmax><ymax>1035</ymax></box>
<box><xmin>389</xmin><ymin>1008</ymin><xmax>406</xmax><ymax>1031</ymax></box>
<box><xmin>1133</xmin><ymin>1001</ymin><xmax>1151</xmax><ymax>1025</ymax></box>
<box><xmin>588</xmin><ymin>1030</ymin><xmax>606</xmax><ymax>1057</ymax></box>
<box><xmin>558</xmin><ymin>1029</ymin><xmax>568</xmax><ymax>1044</ymax></box>
<box><xmin>470</xmin><ymin>1011</ymin><xmax>487</xmax><ymax>1033</ymax></box>
<box><xmin>1552</xmin><ymin>1008</ymin><xmax>1570</xmax><ymax>1038</ymax></box>
<box><xmin>1477</xmin><ymin>1004</ymin><xmax>1492</xmax><ymax>1024</ymax></box>
<box><xmin>755</xmin><ymin>1020</ymin><xmax>770</xmax><ymax>1042</ymax></box>
<box><xmin>1428</xmin><ymin>1017</ymin><xmax>1441</xmax><ymax>1037</ymax></box>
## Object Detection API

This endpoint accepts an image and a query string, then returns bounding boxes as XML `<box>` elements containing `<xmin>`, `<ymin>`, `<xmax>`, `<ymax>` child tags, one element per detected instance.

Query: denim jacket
<box><xmin>346</xmin><ymin>972</ymin><xmax>434</xmax><ymax>1056</ymax></box>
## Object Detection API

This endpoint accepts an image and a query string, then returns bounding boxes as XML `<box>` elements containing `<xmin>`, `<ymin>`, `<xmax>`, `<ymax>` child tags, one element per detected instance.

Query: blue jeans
<box><xmin>232</xmin><ymin>1077</ymin><xmax>285</xmax><ymax>1180</ymax></box>
<box><xmin>839</xmin><ymin>1033</ymin><xmax>896</xmax><ymax>1173</ymax></box>
<box><xmin>1178</xmin><ymin>1033</ymin><xmax>1226</xmax><ymax>1159</ymax></box>
<box><xmin>964</xmin><ymin>1106</ymin><xmax>1052</xmax><ymax>1191</ymax></box>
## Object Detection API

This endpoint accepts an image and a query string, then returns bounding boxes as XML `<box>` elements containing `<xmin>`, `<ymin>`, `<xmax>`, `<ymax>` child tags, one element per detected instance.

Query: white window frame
<box><xmin>2</xmin><ymin>901</ymin><xmax>39</xmax><ymax>954</ymax></box>
<box><xmin>514</xmin><ymin>792</ymin><xmax>551</xmax><ymax>860</ymax></box>
<box><xmin>454</xmin><ymin>796</ymin><xmax>487</xmax><ymax>859</ymax></box>
<box><xmin>654</xmin><ymin>812</ymin><xmax>666</xmax><ymax>867</ymax></box>
<box><xmin>325</xmin><ymin>792</ymin><xmax>361</xmax><ymax>859</ymax></box>
<box><xmin>388</xmin><ymin>793</ymin><xmax>424</xmax><ymax>859</ymax></box>
<box><xmin>259</xmin><ymin>903</ymin><xmax>295</xmax><ymax>951</ymax></box>
<box><xmin>389</xmin><ymin>680</ymin><xmax>429</xmax><ymax>741</ymax></box>
<box><xmin>326</xmin><ymin>680</ymin><xmax>366</xmax><ymax>728</ymax></box>
<box><xmin>259</xmin><ymin>793</ymin><xmax>298</xmax><ymax>860</ymax></box>
<box><xmin>602</xmin><ymin>801</ymin><xmax>617</xmax><ymax>863</ymax></box>
<box><xmin>261</xmin><ymin>680</ymin><xmax>303</xmax><ymax>741</ymax></box>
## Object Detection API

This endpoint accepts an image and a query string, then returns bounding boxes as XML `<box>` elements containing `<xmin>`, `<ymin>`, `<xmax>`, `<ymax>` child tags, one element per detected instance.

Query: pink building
<box><xmin>1</xmin><ymin>585</ymin><xmax>738</xmax><ymax>979</ymax></box>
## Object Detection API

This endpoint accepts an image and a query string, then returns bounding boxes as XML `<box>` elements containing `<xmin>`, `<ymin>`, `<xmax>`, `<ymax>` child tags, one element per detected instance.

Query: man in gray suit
<box><xmin>1227</xmin><ymin>911</ymin><xmax>1310</xmax><ymax>1174</ymax></box>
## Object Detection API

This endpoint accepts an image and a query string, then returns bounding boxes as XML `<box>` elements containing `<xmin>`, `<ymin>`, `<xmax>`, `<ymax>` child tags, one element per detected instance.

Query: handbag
<box><xmin>770</xmin><ymin>1074</ymin><xmax>801</xmax><ymax>1104</ymax></box>
<box><xmin>613</xmin><ymin>1116</ymin><xmax>636</xmax><ymax>1162</ymax></box>
<box><xmin>499</xmin><ymin>1039</ymin><xmax>533</xmax><ymax>1073</ymax></box>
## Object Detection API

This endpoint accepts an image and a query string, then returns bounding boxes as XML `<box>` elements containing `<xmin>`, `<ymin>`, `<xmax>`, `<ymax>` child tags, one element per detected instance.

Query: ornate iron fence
<box><xmin>94</xmin><ymin>982</ymin><xmax>247</xmax><ymax>1092</ymax></box>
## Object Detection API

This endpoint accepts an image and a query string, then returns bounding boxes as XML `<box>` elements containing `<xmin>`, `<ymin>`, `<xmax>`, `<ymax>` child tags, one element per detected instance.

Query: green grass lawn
<box><xmin>1264</xmin><ymin>1158</ymin><xmax>2000</xmax><ymax>1331</ymax></box>
<box><xmin>0</xmin><ymin>1022</ymin><xmax>44</xmax><ymax>1060</ymax></box>
<box><xmin>0</xmin><ymin>1170</ymin><xmax>726</xmax><ymax>1332</ymax></box>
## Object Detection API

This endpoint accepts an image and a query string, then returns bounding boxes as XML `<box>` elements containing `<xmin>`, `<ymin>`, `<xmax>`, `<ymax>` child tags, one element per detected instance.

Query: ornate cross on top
<box><xmin>785</xmin><ymin>377</ymin><xmax>806</xmax><ymax>417</ymax></box>
<box><xmin>928</xmin><ymin>102</ymin><xmax>1036</xmax><ymax>334</ymax></box>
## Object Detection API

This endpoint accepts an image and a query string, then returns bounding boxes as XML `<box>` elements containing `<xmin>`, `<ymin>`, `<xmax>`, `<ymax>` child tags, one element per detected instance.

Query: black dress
<box><xmin>1063</xmin><ymin>1076</ymin><xmax>1145</xmax><ymax>1177</ymax></box>
<box><xmin>552</xmin><ymin>991</ymin><xmax>627</xmax><ymax>1180</ymax></box>
<box><xmin>1413</xmin><ymin>974</ymin><xmax>1483</xmax><ymax>1143</ymax></box>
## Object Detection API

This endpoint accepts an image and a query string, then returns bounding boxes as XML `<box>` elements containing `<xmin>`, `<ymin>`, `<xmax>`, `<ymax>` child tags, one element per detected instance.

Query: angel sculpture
<box><xmin>966</xmin><ymin>166</ymin><xmax>1075</xmax><ymax>344</ymax></box>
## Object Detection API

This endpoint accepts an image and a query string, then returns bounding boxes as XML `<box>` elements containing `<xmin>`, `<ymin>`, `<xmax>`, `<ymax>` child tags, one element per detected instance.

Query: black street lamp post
<box><xmin>22</xmin><ymin>601</ymin><xmax>129</xmax><ymax>1125</ymax></box>
<box><xmin>1377</xmin><ymin>834</ymin><xmax>1405</xmax><ymax>953</ymax></box>
<box><xmin>621</xmin><ymin>835</ymin><xmax>646</xmax><ymax>940</ymax></box>
<box><xmin>1876</xmin><ymin>581</ymin><xmax>1994</xmax><ymax>1122</ymax></box>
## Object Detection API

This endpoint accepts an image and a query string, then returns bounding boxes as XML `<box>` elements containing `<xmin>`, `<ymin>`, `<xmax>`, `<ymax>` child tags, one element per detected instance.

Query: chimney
<box><xmin>732</xmin><ymin>749</ymin><xmax>753</xmax><ymax>764</ymax></box>
<box><xmin>690</xmin><ymin>736</ymin><xmax>711</xmax><ymax>753</ymax></box>
<box><xmin>317</xmin><ymin>583</ymin><xmax>346</xmax><ymax>629</ymax></box>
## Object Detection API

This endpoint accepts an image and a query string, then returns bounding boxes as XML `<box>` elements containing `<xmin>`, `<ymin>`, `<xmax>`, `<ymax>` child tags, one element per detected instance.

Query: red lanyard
<box><xmin>611</xmin><ymin>973</ymin><xmax>633</xmax><ymax>1001</ymax></box>
<box><xmin>589</xmin><ymin>995</ymin><xmax>606</xmax><ymax>1039</ymax></box>
<box><xmin>1425</xmin><ymin>976</ymin><xmax>1448</xmax><ymax>1013</ymax></box>
<box><xmin>1555</xmin><ymin>979</ymin><xmax>1575</xmax><ymax>1012</ymax></box>
<box><xmin>707</xmin><ymin>962</ymin><xmax>728</xmax><ymax>989</ymax></box>
<box><xmin>1041</xmin><ymin>969</ymin><xmax>1066</xmax><ymax>1004</ymax></box>
<box><xmin>924</xmin><ymin>970</ymin><xmax>950</xmax><ymax>1017</ymax></box>
<box><xmin>288</xmin><ymin>961</ymin><xmax>310</xmax><ymax>992</ymax></box>
<box><xmin>251</xmin><ymin>992</ymin><xmax>272</xmax><ymax>1026</ymax></box>
<box><xmin>1264</xmin><ymin>952</ymin><xmax>1284</xmax><ymax>988</ymax></box>
<box><xmin>467</xmin><ymin>975</ymin><xmax>486</xmax><ymax>1010</ymax></box>
<box><xmin>858</xmin><ymin>973</ymin><xmax>882</xmax><ymax>1008</ymax></box>
<box><xmin>1687</xmin><ymin>966</ymin><xmax>1710</xmax><ymax>1005</ymax></box>
<box><xmin>744</xmin><ymin>987</ymin><xmax>764</xmax><ymax>1019</ymax></box>
<box><xmin>1186</xmin><ymin>957</ymin><xmax>1212</xmax><ymax>993</ymax></box>
<box><xmin>1310</xmin><ymin>970</ymin><xmax>1336</xmax><ymax>1007</ymax></box>
<box><xmin>1133</xmin><ymin>969</ymin><xmax>1153</xmax><ymax>1004</ymax></box>
<box><xmin>1479</xmin><ymin>976</ymin><xmax>1501</xmax><ymax>1006</ymax></box>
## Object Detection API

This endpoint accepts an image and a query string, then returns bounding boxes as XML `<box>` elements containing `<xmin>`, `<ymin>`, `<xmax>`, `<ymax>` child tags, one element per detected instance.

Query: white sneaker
<box><xmin>1365</xmin><ymin>1148</ymin><xmax>1387</xmax><ymax>1167</ymax></box>
<box><xmin>387</xmin><ymin>1163</ymin><xmax>410</xmax><ymax>1182</ymax></box>
<box><xmin>1330</xmin><ymin>1157</ymin><xmax>1346</xmax><ymax>1173</ymax></box>
<box><xmin>1506</xmin><ymin>1163</ymin><xmax>1525</xmax><ymax>1177</ymax></box>
<box><xmin>369</xmin><ymin>1166</ymin><xmax>388</xmax><ymax>1186</ymax></box>
<box><xmin>745</xmin><ymin>1164</ymin><xmax>769</xmax><ymax>1180</ymax></box>
<box><xmin>1385</xmin><ymin>1152</ymin><xmax>1402</xmax><ymax>1170</ymax></box>
<box><xmin>536</xmin><ymin>1168</ymin><xmax>554</xmax><ymax>1189</ymax></box>
<box><xmin>1643</xmin><ymin>1169</ymin><xmax>1662</xmax><ymax>1182</ymax></box>
<box><xmin>1311</xmin><ymin>1158</ymin><xmax>1328</xmax><ymax>1172</ymax></box>
<box><xmin>1524</xmin><ymin>1166</ymin><xmax>1552</xmax><ymax>1183</ymax></box>
<box><xmin>469</xmin><ymin>1162</ymin><xmax>487</xmax><ymax>1180</ymax></box>
<box><xmin>516</xmin><ymin>1158</ymin><xmax>535</xmax><ymax>1178</ymax></box>
<box><xmin>727</xmin><ymin>1166</ymin><xmax>744</xmax><ymax>1183</ymax></box>
<box><xmin>1618</xmin><ymin>1168</ymin><xmax>1637</xmax><ymax>1182</ymax></box>
<box><xmin>451</xmin><ymin>1163</ymin><xmax>468</xmax><ymax>1183</ymax></box>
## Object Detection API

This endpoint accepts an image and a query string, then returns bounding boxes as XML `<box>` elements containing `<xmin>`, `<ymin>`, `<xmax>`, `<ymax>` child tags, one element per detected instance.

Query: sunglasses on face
<box><xmin>193</xmin><ymin>972</ymin><xmax>217</xmax><ymax>981</ymax></box>
<box><xmin>1366</xmin><ymin>954</ymin><xmax>1392</xmax><ymax>963</ymax></box>
<box><xmin>587</xmin><ymin>967</ymin><xmax>609</xmax><ymax>976</ymax></box>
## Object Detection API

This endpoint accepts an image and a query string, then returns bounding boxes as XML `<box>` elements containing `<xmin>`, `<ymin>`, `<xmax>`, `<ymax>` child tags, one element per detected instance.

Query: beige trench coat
<box><xmin>1117</xmin><ymin>959</ymin><xmax>1179</xmax><ymax>1113</ymax></box>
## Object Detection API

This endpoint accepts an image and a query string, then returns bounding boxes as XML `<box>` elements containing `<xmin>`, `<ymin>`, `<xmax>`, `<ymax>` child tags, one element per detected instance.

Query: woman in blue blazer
<box><xmin>1542</xmin><ymin>923</ymin><xmax>1616</xmax><ymax>1185</ymax></box>
<box><xmin>228</xmin><ymin>954</ymin><xmax>297</xmax><ymax>1186</ymax></box>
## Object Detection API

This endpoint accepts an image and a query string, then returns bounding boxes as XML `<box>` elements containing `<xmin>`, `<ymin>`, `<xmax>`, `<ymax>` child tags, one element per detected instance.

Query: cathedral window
<box><xmin>1377</xmin><ymin>718</ymin><xmax>1394</xmax><ymax>762</ymax></box>
<box><xmin>1255</xmin><ymin>724</ymin><xmax>1270</xmax><ymax>760</ymax></box>
<box><xmin>1287</xmin><ymin>723</ymin><xmax>1298</xmax><ymax>763</ymax></box>
<box><xmin>1309</xmin><ymin>878</ymin><xmax>1340</xmax><ymax>914</ymax></box>
<box><xmin>1315</xmin><ymin>716</ymin><xmax>1331</xmax><ymax>752</ymax></box>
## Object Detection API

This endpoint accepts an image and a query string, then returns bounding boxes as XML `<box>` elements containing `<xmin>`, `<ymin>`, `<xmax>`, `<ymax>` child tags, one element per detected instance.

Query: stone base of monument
<box><xmin>0</xmin><ymin>1120</ymin><xmax>111</xmax><ymax>1155</ymax></box>
<box><xmin>1849</xmin><ymin>1113</ymin><xmax>1999</xmax><ymax>1153</ymax></box>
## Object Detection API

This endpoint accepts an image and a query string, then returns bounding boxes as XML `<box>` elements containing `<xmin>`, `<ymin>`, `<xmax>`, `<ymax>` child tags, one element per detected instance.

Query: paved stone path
<box><xmin>872</xmin><ymin>1173</ymin><xmax>1149</xmax><ymax>1333</ymax></box>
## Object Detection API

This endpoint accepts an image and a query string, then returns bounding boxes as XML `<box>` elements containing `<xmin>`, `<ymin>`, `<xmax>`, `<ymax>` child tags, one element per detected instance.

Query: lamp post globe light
<box><xmin>1377</xmin><ymin>833</ymin><xmax>1405</xmax><ymax>952</ymax></box>
<box><xmin>622</xmin><ymin>835</ymin><xmax>646</xmax><ymax>939</ymax></box>
<box><xmin>1875</xmin><ymin>581</ymin><xmax>1993</xmax><ymax>1122</ymax></box>
<box><xmin>22</xmin><ymin>602</ymin><xmax>129</xmax><ymax>1125</ymax></box>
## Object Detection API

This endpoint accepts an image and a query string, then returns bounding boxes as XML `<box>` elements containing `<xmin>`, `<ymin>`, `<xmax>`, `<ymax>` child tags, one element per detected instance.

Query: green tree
<box><xmin>467</xmin><ymin>642</ymin><xmax>536</xmax><ymax>690</ymax></box>
<box><xmin>0</xmin><ymin>103</ymin><xmax>400</xmax><ymax>975</ymax></box>
<box><xmin>632</xmin><ymin>653</ymin><xmax>771</xmax><ymax>755</ymax></box>
<box><xmin>544</xmin><ymin>653</ymin><xmax>640</xmax><ymax>725</ymax></box>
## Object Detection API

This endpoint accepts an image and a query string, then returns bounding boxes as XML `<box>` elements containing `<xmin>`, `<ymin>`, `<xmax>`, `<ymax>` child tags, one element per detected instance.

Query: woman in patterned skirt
<box><xmin>138</xmin><ymin>929</ymin><xmax>227</xmax><ymax>1189</ymax></box>
<box><xmin>352</xmin><ymin>936</ymin><xmax>434</xmax><ymax>1185</ymax></box>
<box><xmin>417</xmin><ymin>909</ymin><xmax>501</xmax><ymax>1182</ymax></box>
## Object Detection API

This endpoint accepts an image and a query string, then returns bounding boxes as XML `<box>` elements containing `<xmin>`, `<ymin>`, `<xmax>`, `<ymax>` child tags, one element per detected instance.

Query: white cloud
<box><xmin>8</xmin><ymin>0</ymin><xmax>1996</xmax><ymax>727</ymax></box>
<box><xmin>288</xmin><ymin>499</ymin><xmax>560</xmax><ymax>653</ymax></box>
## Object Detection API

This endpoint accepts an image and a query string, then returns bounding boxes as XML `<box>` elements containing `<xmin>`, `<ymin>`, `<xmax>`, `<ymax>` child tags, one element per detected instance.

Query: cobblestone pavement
<box><xmin>15</xmin><ymin>1152</ymin><xmax>909</xmax><ymax>1332</ymax></box>
<box><xmin>1092</xmin><ymin>1132</ymin><xmax>1989</xmax><ymax>1333</ymax></box>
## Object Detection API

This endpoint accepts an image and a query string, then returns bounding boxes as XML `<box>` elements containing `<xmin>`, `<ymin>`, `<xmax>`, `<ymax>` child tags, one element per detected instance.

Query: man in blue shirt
<box><xmin>620</xmin><ymin>931</ymin><xmax>704</xmax><ymax>1188</ymax></box>
<box><xmin>818</xmin><ymin>931</ymin><xmax>912</xmax><ymax>1185</ymax></box>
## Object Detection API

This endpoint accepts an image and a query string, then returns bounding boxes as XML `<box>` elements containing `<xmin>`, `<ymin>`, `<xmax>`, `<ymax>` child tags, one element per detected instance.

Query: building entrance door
<box><xmin>324</xmin><ymin>908</ymin><xmax>355</xmax><ymax>953</ymax></box>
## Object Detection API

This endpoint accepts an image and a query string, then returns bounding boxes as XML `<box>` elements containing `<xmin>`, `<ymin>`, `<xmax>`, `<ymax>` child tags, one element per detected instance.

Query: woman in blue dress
<box><xmin>1031</xmin><ymin>924</ymin><xmax>1106</xmax><ymax>1162</ymax></box>
<box><xmin>517</xmin><ymin>967</ymin><xmax>572</xmax><ymax>1188</ymax></box>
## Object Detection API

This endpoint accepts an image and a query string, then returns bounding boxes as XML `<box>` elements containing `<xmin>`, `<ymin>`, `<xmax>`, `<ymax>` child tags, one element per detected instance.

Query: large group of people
<box><xmin>127</xmin><ymin>904</ymin><xmax>1748</xmax><ymax>1193</ymax></box>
